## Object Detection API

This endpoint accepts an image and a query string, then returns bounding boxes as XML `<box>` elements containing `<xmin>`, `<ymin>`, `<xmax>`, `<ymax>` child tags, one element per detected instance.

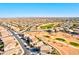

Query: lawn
<box><xmin>39</xmin><ymin>23</ymin><xmax>54</xmax><ymax>29</ymax></box>
<box><xmin>55</xmin><ymin>38</ymin><xmax>66</xmax><ymax>42</ymax></box>
<box><xmin>69</xmin><ymin>42</ymin><xmax>79</xmax><ymax>47</ymax></box>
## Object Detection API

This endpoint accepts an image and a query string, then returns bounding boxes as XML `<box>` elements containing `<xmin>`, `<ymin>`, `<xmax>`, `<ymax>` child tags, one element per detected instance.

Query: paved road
<box><xmin>8</xmin><ymin>29</ymin><xmax>30</xmax><ymax>55</ymax></box>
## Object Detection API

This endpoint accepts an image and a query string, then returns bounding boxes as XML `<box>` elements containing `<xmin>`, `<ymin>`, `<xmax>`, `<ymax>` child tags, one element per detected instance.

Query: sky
<box><xmin>0</xmin><ymin>3</ymin><xmax>79</xmax><ymax>17</ymax></box>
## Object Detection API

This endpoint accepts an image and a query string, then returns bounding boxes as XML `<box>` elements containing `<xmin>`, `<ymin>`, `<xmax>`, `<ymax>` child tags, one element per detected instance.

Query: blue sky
<box><xmin>0</xmin><ymin>3</ymin><xmax>79</xmax><ymax>17</ymax></box>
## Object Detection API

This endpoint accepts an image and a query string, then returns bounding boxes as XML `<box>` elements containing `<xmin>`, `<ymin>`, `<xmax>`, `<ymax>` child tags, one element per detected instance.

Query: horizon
<box><xmin>0</xmin><ymin>16</ymin><xmax>79</xmax><ymax>19</ymax></box>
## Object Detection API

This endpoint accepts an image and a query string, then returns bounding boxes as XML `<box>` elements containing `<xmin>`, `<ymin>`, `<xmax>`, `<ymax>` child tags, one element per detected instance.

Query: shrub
<box><xmin>0</xmin><ymin>44</ymin><xmax>4</xmax><ymax>48</ymax></box>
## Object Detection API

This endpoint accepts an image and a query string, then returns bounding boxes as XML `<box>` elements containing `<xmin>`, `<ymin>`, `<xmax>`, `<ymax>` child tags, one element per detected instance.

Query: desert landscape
<box><xmin>0</xmin><ymin>17</ymin><xmax>79</xmax><ymax>55</ymax></box>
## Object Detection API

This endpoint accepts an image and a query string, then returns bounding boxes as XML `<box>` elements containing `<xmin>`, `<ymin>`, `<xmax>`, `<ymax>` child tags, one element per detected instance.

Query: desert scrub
<box><xmin>44</xmin><ymin>35</ymin><xmax>50</xmax><ymax>38</ymax></box>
